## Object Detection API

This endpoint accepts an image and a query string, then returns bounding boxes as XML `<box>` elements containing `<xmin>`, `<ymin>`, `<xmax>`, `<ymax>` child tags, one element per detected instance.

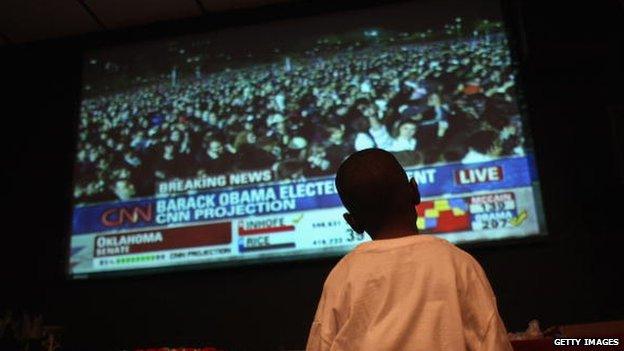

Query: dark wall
<box><xmin>1</xmin><ymin>0</ymin><xmax>622</xmax><ymax>350</ymax></box>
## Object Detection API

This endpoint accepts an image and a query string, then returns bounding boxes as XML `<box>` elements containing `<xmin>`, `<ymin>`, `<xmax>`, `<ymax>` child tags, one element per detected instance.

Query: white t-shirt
<box><xmin>306</xmin><ymin>235</ymin><xmax>512</xmax><ymax>351</ymax></box>
<box><xmin>461</xmin><ymin>149</ymin><xmax>495</xmax><ymax>164</ymax></box>
<box><xmin>354</xmin><ymin>133</ymin><xmax>376</xmax><ymax>151</ymax></box>
<box><xmin>369</xmin><ymin>126</ymin><xmax>417</xmax><ymax>152</ymax></box>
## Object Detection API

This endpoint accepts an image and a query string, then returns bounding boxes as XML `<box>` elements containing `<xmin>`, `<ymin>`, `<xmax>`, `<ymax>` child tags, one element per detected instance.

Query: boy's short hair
<box><xmin>335</xmin><ymin>149</ymin><xmax>409</xmax><ymax>223</ymax></box>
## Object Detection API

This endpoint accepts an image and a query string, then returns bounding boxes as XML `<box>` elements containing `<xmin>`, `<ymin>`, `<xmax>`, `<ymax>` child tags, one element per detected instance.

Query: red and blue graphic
<box><xmin>417</xmin><ymin>198</ymin><xmax>471</xmax><ymax>233</ymax></box>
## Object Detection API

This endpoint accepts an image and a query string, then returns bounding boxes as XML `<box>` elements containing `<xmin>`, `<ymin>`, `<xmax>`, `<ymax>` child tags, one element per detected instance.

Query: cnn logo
<box><xmin>101</xmin><ymin>205</ymin><xmax>153</xmax><ymax>227</ymax></box>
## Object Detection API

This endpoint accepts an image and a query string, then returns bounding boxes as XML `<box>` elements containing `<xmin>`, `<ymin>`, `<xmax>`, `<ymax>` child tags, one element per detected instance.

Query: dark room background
<box><xmin>1</xmin><ymin>0</ymin><xmax>622</xmax><ymax>349</ymax></box>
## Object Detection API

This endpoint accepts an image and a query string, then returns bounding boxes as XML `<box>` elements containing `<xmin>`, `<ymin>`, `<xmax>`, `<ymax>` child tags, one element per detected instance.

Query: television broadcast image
<box><xmin>69</xmin><ymin>0</ymin><xmax>545</xmax><ymax>277</ymax></box>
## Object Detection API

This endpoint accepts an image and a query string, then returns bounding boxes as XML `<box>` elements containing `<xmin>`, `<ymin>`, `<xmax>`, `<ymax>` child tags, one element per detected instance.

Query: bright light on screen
<box><xmin>69</xmin><ymin>1</ymin><xmax>545</xmax><ymax>277</ymax></box>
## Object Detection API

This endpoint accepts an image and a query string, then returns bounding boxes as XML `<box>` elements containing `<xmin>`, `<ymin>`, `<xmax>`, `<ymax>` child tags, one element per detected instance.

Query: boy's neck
<box><xmin>373</xmin><ymin>226</ymin><xmax>419</xmax><ymax>240</ymax></box>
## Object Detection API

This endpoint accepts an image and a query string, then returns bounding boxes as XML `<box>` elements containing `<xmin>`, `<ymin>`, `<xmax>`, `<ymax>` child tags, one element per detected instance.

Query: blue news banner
<box><xmin>72</xmin><ymin>156</ymin><xmax>537</xmax><ymax>236</ymax></box>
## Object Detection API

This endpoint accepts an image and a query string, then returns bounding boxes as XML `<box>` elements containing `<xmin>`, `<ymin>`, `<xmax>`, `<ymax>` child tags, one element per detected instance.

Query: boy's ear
<box><xmin>344</xmin><ymin>213</ymin><xmax>365</xmax><ymax>234</ymax></box>
<box><xmin>410</xmin><ymin>177</ymin><xmax>421</xmax><ymax>205</ymax></box>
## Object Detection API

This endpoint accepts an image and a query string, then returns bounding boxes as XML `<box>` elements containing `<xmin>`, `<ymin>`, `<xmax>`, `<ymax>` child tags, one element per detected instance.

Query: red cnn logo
<box><xmin>101</xmin><ymin>205</ymin><xmax>153</xmax><ymax>227</ymax></box>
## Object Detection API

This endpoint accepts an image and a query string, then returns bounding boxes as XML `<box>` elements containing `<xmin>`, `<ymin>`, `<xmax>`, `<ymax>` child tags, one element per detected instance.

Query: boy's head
<box><xmin>335</xmin><ymin>149</ymin><xmax>421</xmax><ymax>238</ymax></box>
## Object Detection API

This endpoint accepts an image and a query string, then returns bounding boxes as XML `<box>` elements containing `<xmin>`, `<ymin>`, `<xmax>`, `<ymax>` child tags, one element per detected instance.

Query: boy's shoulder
<box><xmin>326</xmin><ymin>235</ymin><xmax>480</xmax><ymax>285</ymax></box>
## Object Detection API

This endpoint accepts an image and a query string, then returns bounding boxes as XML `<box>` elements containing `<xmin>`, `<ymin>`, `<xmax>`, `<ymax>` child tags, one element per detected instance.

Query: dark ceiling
<box><xmin>0</xmin><ymin>0</ymin><xmax>288</xmax><ymax>45</ymax></box>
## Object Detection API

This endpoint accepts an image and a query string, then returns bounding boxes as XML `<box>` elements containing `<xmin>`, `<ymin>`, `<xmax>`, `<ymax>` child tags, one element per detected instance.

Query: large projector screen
<box><xmin>69</xmin><ymin>0</ymin><xmax>546</xmax><ymax>277</ymax></box>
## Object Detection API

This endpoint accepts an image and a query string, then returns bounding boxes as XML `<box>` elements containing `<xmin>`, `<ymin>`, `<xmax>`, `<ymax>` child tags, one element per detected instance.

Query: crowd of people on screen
<box><xmin>75</xmin><ymin>26</ymin><xmax>525</xmax><ymax>203</ymax></box>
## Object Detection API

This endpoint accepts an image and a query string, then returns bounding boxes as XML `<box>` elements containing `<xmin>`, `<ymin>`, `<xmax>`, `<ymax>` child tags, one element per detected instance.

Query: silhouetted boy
<box><xmin>306</xmin><ymin>148</ymin><xmax>512</xmax><ymax>351</ymax></box>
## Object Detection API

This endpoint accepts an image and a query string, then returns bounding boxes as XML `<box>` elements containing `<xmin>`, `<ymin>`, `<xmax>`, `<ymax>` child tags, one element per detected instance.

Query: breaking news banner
<box><xmin>72</xmin><ymin>156</ymin><xmax>535</xmax><ymax>234</ymax></box>
<box><xmin>69</xmin><ymin>156</ymin><xmax>543</xmax><ymax>275</ymax></box>
<box><xmin>156</xmin><ymin>169</ymin><xmax>273</xmax><ymax>195</ymax></box>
